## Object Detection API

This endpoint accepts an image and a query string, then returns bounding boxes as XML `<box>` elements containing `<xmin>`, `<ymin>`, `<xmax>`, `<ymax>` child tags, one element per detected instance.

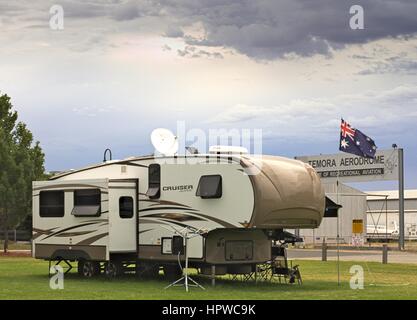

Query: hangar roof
<box><xmin>367</xmin><ymin>190</ymin><xmax>417</xmax><ymax>200</ymax></box>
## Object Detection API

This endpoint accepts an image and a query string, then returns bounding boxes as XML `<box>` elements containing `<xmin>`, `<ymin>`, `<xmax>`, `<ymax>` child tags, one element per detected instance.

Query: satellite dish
<box><xmin>151</xmin><ymin>128</ymin><xmax>179</xmax><ymax>156</ymax></box>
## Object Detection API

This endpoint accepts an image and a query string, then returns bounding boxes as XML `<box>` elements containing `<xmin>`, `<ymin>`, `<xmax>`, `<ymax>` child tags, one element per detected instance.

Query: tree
<box><xmin>0</xmin><ymin>93</ymin><xmax>45</xmax><ymax>252</ymax></box>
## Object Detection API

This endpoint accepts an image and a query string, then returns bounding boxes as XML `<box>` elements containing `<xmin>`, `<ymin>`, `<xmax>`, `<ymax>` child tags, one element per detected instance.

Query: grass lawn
<box><xmin>0</xmin><ymin>257</ymin><xmax>417</xmax><ymax>300</ymax></box>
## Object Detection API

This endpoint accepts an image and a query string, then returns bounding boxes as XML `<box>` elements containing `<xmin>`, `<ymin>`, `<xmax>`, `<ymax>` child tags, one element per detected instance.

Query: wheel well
<box><xmin>51</xmin><ymin>250</ymin><xmax>91</xmax><ymax>261</ymax></box>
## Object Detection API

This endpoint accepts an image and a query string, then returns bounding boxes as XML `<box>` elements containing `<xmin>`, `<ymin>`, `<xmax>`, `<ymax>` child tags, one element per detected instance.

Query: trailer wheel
<box><xmin>163</xmin><ymin>264</ymin><xmax>182</xmax><ymax>280</ymax></box>
<box><xmin>78</xmin><ymin>260</ymin><xmax>100</xmax><ymax>278</ymax></box>
<box><xmin>136</xmin><ymin>263</ymin><xmax>160</xmax><ymax>278</ymax></box>
<box><xmin>105</xmin><ymin>261</ymin><xmax>123</xmax><ymax>278</ymax></box>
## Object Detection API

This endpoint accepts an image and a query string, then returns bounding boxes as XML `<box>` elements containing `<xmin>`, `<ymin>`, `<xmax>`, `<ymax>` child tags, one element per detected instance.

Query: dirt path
<box><xmin>0</xmin><ymin>250</ymin><xmax>31</xmax><ymax>257</ymax></box>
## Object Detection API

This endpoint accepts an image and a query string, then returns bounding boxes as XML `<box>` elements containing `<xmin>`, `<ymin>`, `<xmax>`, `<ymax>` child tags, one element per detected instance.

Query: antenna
<box><xmin>103</xmin><ymin>148</ymin><xmax>112</xmax><ymax>162</ymax></box>
<box><xmin>151</xmin><ymin>128</ymin><xmax>179</xmax><ymax>156</ymax></box>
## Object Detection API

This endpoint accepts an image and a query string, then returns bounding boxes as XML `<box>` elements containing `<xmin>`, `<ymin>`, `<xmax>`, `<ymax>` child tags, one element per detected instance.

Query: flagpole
<box><xmin>336</xmin><ymin>179</ymin><xmax>340</xmax><ymax>287</ymax></box>
<box><xmin>338</xmin><ymin>118</ymin><xmax>377</xmax><ymax>287</ymax></box>
<box><xmin>337</xmin><ymin>118</ymin><xmax>341</xmax><ymax>287</ymax></box>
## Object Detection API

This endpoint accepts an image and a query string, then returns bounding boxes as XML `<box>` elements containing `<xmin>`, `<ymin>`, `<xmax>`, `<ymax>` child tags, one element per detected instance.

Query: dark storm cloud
<box><xmin>2</xmin><ymin>0</ymin><xmax>416</xmax><ymax>60</ymax></box>
<box><xmin>58</xmin><ymin>0</ymin><xmax>157</xmax><ymax>20</ymax></box>
<box><xmin>158</xmin><ymin>0</ymin><xmax>417</xmax><ymax>59</ymax></box>
<box><xmin>164</xmin><ymin>25</ymin><xmax>184</xmax><ymax>38</ymax></box>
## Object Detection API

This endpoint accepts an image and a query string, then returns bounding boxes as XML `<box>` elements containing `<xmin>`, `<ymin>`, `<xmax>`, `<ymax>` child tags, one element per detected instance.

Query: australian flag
<box><xmin>339</xmin><ymin>119</ymin><xmax>377</xmax><ymax>158</ymax></box>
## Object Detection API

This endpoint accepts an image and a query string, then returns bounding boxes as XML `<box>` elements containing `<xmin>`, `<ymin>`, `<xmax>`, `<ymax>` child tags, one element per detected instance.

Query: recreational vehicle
<box><xmin>32</xmin><ymin>151</ymin><xmax>325</xmax><ymax>278</ymax></box>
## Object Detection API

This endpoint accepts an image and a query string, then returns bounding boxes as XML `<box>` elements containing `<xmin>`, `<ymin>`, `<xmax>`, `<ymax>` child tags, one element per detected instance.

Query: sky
<box><xmin>1</xmin><ymin>0</ymin><xmax>417</xmax><ymax>190</ymax></box>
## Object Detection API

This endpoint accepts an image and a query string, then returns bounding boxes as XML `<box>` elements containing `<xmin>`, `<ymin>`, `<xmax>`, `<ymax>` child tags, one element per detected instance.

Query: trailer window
<box><xmin>146</xmin><ymin>163</ymin><xmax>160</xmax><ymax>199</ymax></box>
<box><xmin>119</xmin><ymin>197</ymin><xmax>134</xmax><ymax>219</ymax></box>
<box><xmin>39</xmin><ymin>191</ymin><xmax>65</xmax><ymax>217</ymax></box>
<box><xmin>196</xmin><ymin>175</ymin><xmax>222</xmax><ymax>199</ymax></box>
<box><xmin>72</xmin><ymin>189</ymin><xmax>101</xmax><ymax>217</ymax></box>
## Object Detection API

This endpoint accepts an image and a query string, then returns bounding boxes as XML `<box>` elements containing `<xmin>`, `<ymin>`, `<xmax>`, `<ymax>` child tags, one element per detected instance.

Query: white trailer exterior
<box><xmin>32</xmin><ymin>154</ymin><xmax>325</xmax><ymax>277</ymax></box>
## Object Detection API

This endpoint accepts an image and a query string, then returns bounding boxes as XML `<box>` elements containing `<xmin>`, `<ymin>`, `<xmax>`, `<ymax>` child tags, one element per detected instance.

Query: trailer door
<box><xmin>108</xmin><ymin>180</ymin><xmax>138</xmax><ymax>253</ymax></box>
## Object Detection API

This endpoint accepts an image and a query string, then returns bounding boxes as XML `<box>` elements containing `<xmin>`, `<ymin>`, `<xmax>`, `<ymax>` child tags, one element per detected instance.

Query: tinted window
<box><xmin>72</xmin><ymin>189</ymin><xmax>101</xmax><ymax>217</ymax></box>
<box><xmin>74</xmin><ymin>189</ymin><xmax>101</xmax><ymax>206</ymax></box>
<box><xmin>146</xmin><ymin>163</ymin><xmax>160</xmax><ymax>199</ymax></box>
<box><xmin>119</xmin><ymin>196</ymin><xmax>134</xmax><ymax>219</ymax></box>
<box><xmin>196</xmin><ymin>175</ymin><xmax>222</xmax><ymax>199</ymax></box>
<box><xmin>39</xmin><ymin>191</ymin><xmax>65</xmax><ymax>217</ymax></box>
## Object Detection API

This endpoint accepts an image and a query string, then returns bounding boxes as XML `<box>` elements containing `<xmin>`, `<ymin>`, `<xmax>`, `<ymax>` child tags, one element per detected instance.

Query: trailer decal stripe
<box><xmin>41</xmin><ymin>221</ymin><xmax>107</xmax><ymax>240</ymax></box>
<box><xmin>139</xmin><ymin>219</ymin><xmax>193</xmax><ymax>230</ymax></box>
<box><xmin>157</xmin><ymin>218</ymin><xmax>199</xmax><ymax>231</ymax></box>
<box><xmin>32</xmin><ymin>227</ymin><xmax>59</xmax><ymax>239</ymax></box>
<box><xmin>140</xmin><ymin>210</ymin><xmax>237</xmax><ymax>228</ymax></box>
<box><xmin>141</xmin><ymin>212</ymin><xmax>205</xmax><ymax>222</ymax></box>
<box><xmin>138</xmin><ymin>197</ymin><xmax>193</xmax><ymax>209</ymax></box>
<box><xmin>117</xmin><ymin>161</ymin><xmax>148</xmax><ymax>168</ymax></box>
<box><xmin>54</xmin><ymin>230</ymin><xmax>96</xmax><ymax>237</ymax></box>
<box><xmin>76</xmin><ymin>232</ymin><xmax>108</xmax><ymax>245</ymax></box>
<box><xmin>139</xmin><ymin>229</ymin><xmax>153</xmax><ymax>234</ymax></box>
<box><xmin>140</xmin><ymin>217</ymin><xmax>199</xmax><ymax>232</ymax></box>
<box><xmin>139</xmin><ymin>206</ymin><xmax>199</xmax><ymax>213</ymax></box>
<box><xmin>147</xmin><ymin>200</ymin><xmax>192</xmax><ymax>208</ymax></box>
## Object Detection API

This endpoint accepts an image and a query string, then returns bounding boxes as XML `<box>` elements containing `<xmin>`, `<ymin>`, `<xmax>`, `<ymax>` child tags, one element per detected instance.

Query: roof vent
<box><xmin>209</xmin><ymin>145</ymin><xmax>248</xmax><ymax>155</ymax></box>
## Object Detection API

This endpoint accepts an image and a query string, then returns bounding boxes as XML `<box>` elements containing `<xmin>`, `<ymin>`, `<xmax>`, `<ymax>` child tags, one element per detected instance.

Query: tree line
<box><xmin>0</xmin><ymin>92</ymin><xmax>46</xmax><ymax>252</ymax></box>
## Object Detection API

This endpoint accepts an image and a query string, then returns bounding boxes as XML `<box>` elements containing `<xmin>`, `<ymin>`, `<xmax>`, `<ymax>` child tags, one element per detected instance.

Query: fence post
<box><xmin>382</xmin><ymin>244</ymin><xmax>388</xmax><ymax>264</ymax></box>
<box><xmin>322</xmin><ymin>239</ymin><xmax>327</xmax><ymax>262</ymax></box>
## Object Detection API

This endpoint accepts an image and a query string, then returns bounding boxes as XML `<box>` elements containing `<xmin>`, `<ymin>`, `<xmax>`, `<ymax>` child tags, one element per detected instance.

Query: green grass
<box><xmin>1</xmin><ymin>257</ymin><xmax>417</xmax><ymax>299</ymax></box>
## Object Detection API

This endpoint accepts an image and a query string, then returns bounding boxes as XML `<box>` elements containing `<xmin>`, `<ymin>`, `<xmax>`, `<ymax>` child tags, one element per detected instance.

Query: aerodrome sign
<box><xmin>295</xmin><ymin>149</ymin><xmax>399</xmax><ymax>183</ymax></box>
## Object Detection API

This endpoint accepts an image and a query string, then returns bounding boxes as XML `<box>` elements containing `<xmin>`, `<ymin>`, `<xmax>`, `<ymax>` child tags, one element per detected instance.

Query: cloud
<box><xmin>2</xmin><ymin>1</ymin><xmax>417</xmax><ymax>60</ymax></box>
<box><xmin>158</xmin><ymin>0</ymin><xmax>417</xmax><ymax>60</ymax></box>
<box><xmin>177</xmin><ymin>45</ymin><xmax>224</xmax><ymax>59</ymax></box>
<box><xmin>164</xmin><ymin>25</ymin><xmax>184</xmax><ymax>38</ymax></box>
<box><xmin>73</xmin><ymin>105</ymin><xmax>118</xmax><ymax>117</ymax></box>
<box><xmin>208</xmin><ymin>86</ymin><xmax>417</xmax><ymax>141</ymax></box>
<box><xmin>357</xmin><ymin>54</ymin><xmax>417</xmax><ymax>75</ymax></box>
<box><xmin>162</xmin><ymin>44</ymin><xmax>171</xmax><ymax>51</ymax></box>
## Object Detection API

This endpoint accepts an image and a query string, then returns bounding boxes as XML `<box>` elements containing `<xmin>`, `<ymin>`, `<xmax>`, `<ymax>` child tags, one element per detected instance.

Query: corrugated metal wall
<box><xmin>296</xmin><ymin>183</ymin><xmax>367</xmax><ymax>244</ymax></box>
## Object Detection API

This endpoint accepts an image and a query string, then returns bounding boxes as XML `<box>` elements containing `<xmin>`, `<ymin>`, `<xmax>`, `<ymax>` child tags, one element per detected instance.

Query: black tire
<box><xmin>78</xmin><ymin>260</ymin><xmax>100</xmax><ymax>278</ymax></box>
<box><xmin>105</xmin><ymin>261</ymin><xmax>123</xmax><ymax>278</ymax></box>
<box><xmin>163</xmin><ymin>264</ymin><xmax>182</xmax><ymax>280</ymax></box>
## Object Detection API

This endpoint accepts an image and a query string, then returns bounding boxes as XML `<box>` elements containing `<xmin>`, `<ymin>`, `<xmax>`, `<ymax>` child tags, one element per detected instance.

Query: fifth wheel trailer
<box><xmin>32</xmin><ymin>153</ymin><xmax>325</xmax><ymax>278</ymax></box>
